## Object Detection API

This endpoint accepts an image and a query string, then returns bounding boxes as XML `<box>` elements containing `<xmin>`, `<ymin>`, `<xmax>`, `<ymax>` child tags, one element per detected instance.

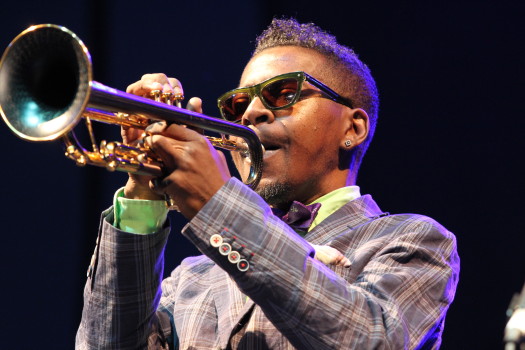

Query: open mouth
<box><xmin>245</xmin><ymin>128</ymin><xmax>284</xmax><ymax>161</ymax></box>
<box><xmin>258</xmin><ymin>135</ymin><xmax>281</xmax><ymax>153</ymax></box>
<box><xmin>261</xmin><ymin>141</ymin><xmax>281</xmax><ymax>159</ymax></box>
<box><xmin>263</xmin><ymin>144</ymin><xmax>279</xmax><ymax>152</ymax></box>
<box><xmin>240</xmin><ymin>142</ymin><xmax>279</xmax><ymax>166</ymax></box>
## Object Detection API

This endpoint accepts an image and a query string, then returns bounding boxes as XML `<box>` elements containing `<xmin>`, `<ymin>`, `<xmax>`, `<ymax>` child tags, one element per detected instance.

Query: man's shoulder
<box><xmin>326</xmin><ymin>196</ymin><xmax>457</xmax><ymax>252</ymax></box>
<box><xmin>350</xmin><ymin>200</ymin><xmax>454</xmax><ymax>241</ymax></box>
<box><xmin>345</xmin><ymin>210</ymin><xmax>459</xmax><ymax>270</ymax></box>
<box><xmin>344</xmin><ymin>195</ymin><xmax>453</xmax><ymax>236</ymax></box>
<box><xmin>372</xmin><ymin>212</ymin><xmax>450</xmax><ymax>233</ymax></box>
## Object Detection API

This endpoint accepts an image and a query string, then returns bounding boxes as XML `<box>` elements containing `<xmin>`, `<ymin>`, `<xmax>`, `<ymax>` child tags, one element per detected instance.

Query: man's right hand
<box><xmin>122</xmin><ymin>73</ymin><xmax>202</xmax><ymax>201</ymax></box>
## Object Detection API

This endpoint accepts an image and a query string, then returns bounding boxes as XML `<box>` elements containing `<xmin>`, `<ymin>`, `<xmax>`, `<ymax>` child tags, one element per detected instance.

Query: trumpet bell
<box><xmin>0</xmin><ymin>24</ymin><xmax>92</xmax><ymax>141</ymax></box>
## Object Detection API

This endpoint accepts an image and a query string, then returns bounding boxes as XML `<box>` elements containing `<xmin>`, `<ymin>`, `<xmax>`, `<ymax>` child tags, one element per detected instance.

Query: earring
<box><xmin>344</xmin><ymin>140</ymin><xmax>352</xmax><ymax>147</ymax></box>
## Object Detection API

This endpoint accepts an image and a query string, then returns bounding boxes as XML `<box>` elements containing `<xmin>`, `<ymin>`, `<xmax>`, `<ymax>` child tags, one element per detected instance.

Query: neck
<box><xmin>345</xmin><ymin>171</ymin><xmax>358</xmax><ymax>187</ymax></box>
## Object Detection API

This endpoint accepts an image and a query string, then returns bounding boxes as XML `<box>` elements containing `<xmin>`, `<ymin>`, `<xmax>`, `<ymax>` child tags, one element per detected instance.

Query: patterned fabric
<box><xmin>76</xmin><ymin>178</ymin><xmax>460</xmax><ymax>349</ymax></box>
<box><xmin>271</xmin><ymin>201</ymin><xmax>322</xmax><ymax>232</ymax></box>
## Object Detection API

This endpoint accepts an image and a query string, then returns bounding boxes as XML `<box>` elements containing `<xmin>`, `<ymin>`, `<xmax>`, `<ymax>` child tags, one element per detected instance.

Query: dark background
<box><xmin>1</xmin><ymin>1</ymin><xmax>523</xmax><ymax>349</ymax></box>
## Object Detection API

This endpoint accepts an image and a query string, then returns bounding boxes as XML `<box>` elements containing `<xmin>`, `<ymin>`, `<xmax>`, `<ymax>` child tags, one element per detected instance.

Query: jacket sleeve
<box><xmin>75</xmin><ymin>208</ymin><xmax>174</xmax><ymax>350</ymax></box>
<box><xmin>182</xmin><ymin>178</ymin><xmax>460</xmax><ymax>349</ymax></box>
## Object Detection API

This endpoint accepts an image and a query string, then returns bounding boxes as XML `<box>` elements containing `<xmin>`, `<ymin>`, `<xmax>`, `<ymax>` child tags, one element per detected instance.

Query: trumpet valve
<box><xmin>65</xmin><ymin>145</ymin><xmax>76</xmax><ymax>156</ymax></box>
<box><xmin>65</xmin><ymin>144</ymin><xmax>87</xmax><ymax>166</ymax></box>
<box><xmin>76</xmin><ymin>156</ymin><xmax>87</xmax><ymax>166</ymax></box>
<box><xmin>106</xmin><ymin>160</ymin><xmax>118</xmax><ymax>172</ymax></box>
<box><xmin>99</xmin><ymin>140</ymin><xmax>115</xmax><ymax>157</ymax></box>
<box><xmin>150</xmin><ymin>90</ymin><xmax>184</xmax><ymax>107</ymax></box>
<box><xmin>150</xmin><ymin>90</ymin><xmax>162</xmax><ymax>102</ymax></box>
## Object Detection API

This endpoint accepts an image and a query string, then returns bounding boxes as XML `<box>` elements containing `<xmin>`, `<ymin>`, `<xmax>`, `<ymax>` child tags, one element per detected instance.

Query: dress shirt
<box><xmin>113</xmin><ymin>188</ymin><xmax>168</xmax><ymax>234</ymax></box>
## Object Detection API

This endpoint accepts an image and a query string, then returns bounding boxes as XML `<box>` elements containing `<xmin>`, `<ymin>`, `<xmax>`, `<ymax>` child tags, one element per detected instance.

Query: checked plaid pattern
<box><xmin>76</xmin><ymin>178</ymin><xmax>459</xmax><ymax>349</ymax></box>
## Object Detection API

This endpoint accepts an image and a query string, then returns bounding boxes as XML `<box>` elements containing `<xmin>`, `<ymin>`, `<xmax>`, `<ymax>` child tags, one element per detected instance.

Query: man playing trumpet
<box><xmin>76</xmin><ymin>18</ymin><xmax>460</xmax><ymax>349</ymax></box>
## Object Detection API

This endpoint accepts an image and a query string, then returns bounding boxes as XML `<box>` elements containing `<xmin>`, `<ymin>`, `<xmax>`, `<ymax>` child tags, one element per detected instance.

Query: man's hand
<box><xmin>123</xmin><ymin>73</ymin><xmax>231</xmax><ymax>218</ymax></box>
<box><xmin>145</xmin><ymin>123</ymin><xmax>231</xmax><ymax>219</ymax></box>
<box><xmin>122</xmin><ymin>73</ymin><xmax>184</xmax><ymax>201</ymax></box>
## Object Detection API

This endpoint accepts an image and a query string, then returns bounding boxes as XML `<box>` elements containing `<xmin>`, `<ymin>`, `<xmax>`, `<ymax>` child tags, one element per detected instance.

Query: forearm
<box><xmin>76</xmin><ymin>210</ymin><xmax>171</xmax><ymax>349</ymax></box>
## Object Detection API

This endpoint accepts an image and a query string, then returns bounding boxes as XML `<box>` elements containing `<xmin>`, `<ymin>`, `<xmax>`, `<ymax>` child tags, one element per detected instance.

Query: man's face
<box><xmin>232</xmin><ymin>46</ymin><xmax>353</xmax><ymax>207</ymax></box>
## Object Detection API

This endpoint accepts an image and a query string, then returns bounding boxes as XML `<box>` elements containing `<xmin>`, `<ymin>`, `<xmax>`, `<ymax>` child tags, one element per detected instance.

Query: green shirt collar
<box><xmin>307</xmin><ymin>186</ymin><xmax>361</xmax><ymax>232</ymax></box>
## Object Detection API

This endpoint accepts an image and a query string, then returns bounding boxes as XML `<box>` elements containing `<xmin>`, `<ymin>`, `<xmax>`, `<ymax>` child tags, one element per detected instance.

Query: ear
<box><xmin>340</xmin><ymin>108</ymin><xmax>370</xmax><ymax>150</ymax></box>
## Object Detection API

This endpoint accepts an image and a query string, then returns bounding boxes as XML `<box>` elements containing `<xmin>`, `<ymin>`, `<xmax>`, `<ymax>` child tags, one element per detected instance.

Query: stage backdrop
<box><xmin>0</xmin><ymin>1</ymin><xmax>524</xmax><ymax>348</ymax></box>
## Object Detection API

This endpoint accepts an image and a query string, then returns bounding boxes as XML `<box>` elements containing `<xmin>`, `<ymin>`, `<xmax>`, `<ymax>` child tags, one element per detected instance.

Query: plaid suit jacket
<box><xmin>76</xmin><ymin>178</ymin><xmax>459</xmax><ymax>349</ymax></box>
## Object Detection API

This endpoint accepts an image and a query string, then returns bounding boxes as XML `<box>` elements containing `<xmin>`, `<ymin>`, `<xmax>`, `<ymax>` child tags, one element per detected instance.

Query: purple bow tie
<box><xmin>272</xmin><ymin>201</ymin><xmax>322</xmax><ymax>232</ymax></box>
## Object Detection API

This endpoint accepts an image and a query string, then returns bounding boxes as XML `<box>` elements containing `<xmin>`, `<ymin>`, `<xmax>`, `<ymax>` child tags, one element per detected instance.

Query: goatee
<box><xmin>256</xmin><ymin>182</ymin><xmax>293</xmax><ymax>207</ymax></box>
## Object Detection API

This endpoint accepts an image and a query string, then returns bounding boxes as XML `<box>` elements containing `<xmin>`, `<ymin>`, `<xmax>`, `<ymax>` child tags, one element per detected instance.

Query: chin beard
<box><xmin>256</xmin><ymin>181</ymin><xmax>293</xmax><ymax>207</ymax></box>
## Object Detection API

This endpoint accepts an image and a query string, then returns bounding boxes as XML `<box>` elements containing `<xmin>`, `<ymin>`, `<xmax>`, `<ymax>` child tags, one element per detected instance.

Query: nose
<box><xmin>241</xmin><ymin>96</ymin><xmax>275</xmax><ymax>126</ymax></box>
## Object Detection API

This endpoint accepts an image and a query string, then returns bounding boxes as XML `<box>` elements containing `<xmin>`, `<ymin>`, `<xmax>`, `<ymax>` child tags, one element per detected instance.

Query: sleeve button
<box><xmin>219</xmin><ymin>243</ymin><xmax>232</xmax><ymax>255</ymax></box>
<box><xmin>237</xmin><ymin>259</ymin><xmax>249</xmax><ymax>272</ymax></box>
<box><xmin>210</xmin><ymin>234</ymin><xmax>223</xmax><ymax>247</ymax></box>
<box><xmin>228</xmin><ymin>251</ymin><xmax>241</xmax><ymax>263</ymax></box>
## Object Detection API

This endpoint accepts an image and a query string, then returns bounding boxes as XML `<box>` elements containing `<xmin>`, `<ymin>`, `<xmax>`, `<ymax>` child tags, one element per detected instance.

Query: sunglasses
<box><xmin>217</xmin><ymin>71</ymin><xmax>353</xmax><ymax>122</ymax></box>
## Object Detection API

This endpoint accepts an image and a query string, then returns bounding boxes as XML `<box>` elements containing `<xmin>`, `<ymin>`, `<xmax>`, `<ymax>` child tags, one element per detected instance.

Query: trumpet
<box><xmin>0</xmin><ymin>24</ymin><xmax>263</xmax><ymax>189</ymax></box>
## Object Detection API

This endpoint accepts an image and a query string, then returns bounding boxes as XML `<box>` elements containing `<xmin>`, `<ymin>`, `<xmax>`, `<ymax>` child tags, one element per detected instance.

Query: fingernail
<box><xmin>145</xmin><ymin>121</ymin><xmax>164</xmax><ymax>132</ymax></box>
<box><xmin>173</xmin><ymin>86</ymin><xmax>183</xmax><ymax>95</ymax></box>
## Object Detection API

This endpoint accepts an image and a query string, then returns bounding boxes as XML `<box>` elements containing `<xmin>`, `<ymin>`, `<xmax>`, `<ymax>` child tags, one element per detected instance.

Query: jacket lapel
<box><xmin>304</xmin><ymin>195</ymin><xmax>385</xmax><ymax>244</ymax></box>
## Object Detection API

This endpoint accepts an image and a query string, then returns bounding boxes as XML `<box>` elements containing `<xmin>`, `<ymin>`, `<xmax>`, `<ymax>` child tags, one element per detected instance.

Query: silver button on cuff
<box><xmin>219</xmin><ymin>243</ymin><xmax>232</xmax><ymax>256</ymax></box>
<box><xmin>237</xmin><ymin>259</ymin><xmax>249</xmax><ymax>272</ymax></box>
<box><xmin>228</xmin><ymin>251</ymin><xmax>241</xmax><ymax>263</ymax></box>
<box><xmin>210</xmin><ymin>234</ymin><xmax>223</xmax><ymax>247</ymax></box>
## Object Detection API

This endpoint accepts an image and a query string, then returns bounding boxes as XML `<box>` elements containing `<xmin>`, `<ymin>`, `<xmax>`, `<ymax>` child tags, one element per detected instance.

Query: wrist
<box><xmin>124</xmin><ymin>177</ymin><xmax>164</xmax><ymax>200</ymax></box>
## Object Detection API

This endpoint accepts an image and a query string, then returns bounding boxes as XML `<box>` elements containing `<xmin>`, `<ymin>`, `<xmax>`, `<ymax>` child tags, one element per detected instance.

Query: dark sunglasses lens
<box><xmin>220</xmin><ymin>92</ymin><xmax>251</xmax><ymax>122</ymax></box>
<box><xmin>261</xmin><ymin>78</ymin><xmax>300</xmax><ymax>108</ymax></box>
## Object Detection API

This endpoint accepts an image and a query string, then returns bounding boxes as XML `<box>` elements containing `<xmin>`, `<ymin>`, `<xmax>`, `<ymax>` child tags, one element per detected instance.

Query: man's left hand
<box><xmin>146</xmin><ymin>122</ymin><xmax>231</xmax><ymax>219</ymax></box>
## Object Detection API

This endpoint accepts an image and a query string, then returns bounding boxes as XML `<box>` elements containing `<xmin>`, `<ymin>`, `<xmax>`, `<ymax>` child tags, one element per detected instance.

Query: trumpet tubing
<box><xmin>0</xmin><ymin>24</ymin><xmax>263</xmax><ymax>188</ymax></box>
